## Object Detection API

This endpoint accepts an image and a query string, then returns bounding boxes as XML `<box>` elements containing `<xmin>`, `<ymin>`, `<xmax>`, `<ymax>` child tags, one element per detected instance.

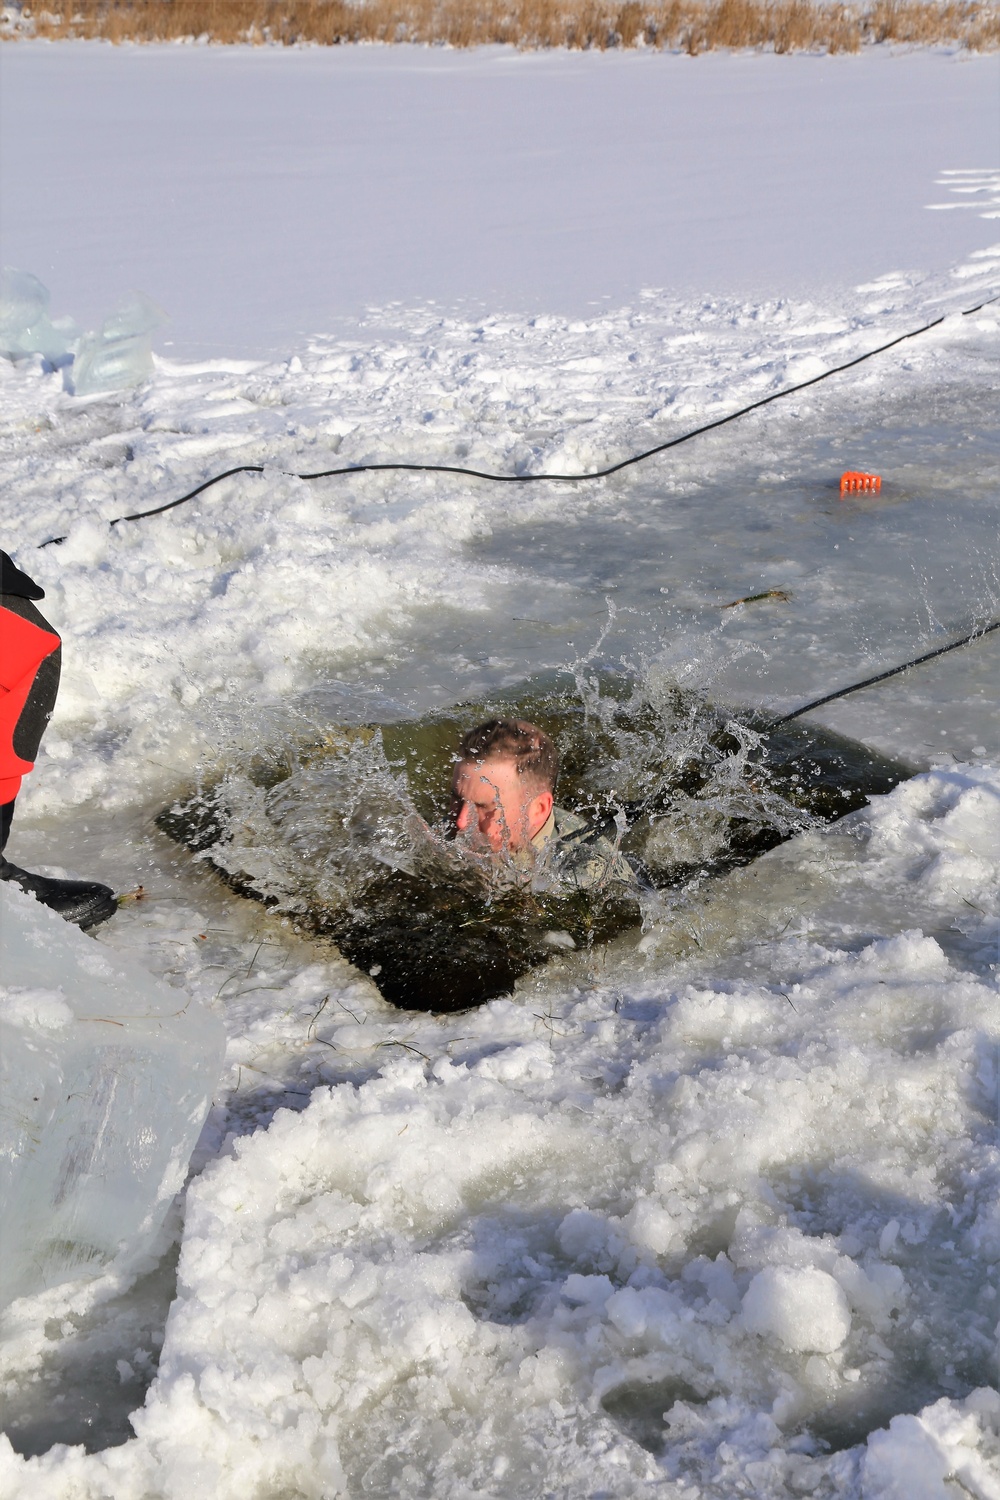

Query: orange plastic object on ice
<box><xmin>840</xmin><ymin>471</ymin><xmax>882</xmax><ymax>495</ymax></box>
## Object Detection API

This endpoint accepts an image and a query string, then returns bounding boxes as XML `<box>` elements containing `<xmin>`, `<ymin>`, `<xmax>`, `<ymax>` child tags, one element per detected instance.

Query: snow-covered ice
<box><xmin>3</xmin><ymin>765</ymin><xmax>998</xmax><ymax>1494</ymax></box>
<box><xmin>1</xmin><ymin>43</ymin><xmax>997</xmax><ymax>356</ymax></box>
<box><xmin>0</xmin><ymin>39</ymin><xmax>998</xmax><ymax>1500</ymax></box>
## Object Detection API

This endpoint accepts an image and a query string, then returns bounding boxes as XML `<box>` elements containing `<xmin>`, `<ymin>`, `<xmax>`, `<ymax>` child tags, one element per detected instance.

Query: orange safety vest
<box><xmin>0</xmin><ymin>604</ymin><xmax>61</xmax><ymax>803</ymax></box>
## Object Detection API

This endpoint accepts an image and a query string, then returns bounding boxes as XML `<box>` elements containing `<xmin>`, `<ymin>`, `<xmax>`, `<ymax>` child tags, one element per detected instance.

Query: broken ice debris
<box><xmin>0</xmin><ymin>883</ymin><xmax>225</xmax><ymax>1311</ymax></box>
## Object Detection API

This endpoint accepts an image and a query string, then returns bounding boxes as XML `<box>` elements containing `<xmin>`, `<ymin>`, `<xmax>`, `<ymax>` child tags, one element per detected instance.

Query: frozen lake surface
<box><xmin>1</xmin><ymin>42</ymin><xmax>998</xmax><ymax>354</ymax></box>
<box><xmin>0</xmin><ymin>40</ymin><xmax>998</xmax><ymax>1500</ymax></box>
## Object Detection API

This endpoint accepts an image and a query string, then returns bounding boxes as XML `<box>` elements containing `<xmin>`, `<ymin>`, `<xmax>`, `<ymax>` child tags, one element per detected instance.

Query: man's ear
<box><xmin>530</xmin><ymin>788</ymin><xmax>554</xmax><ymax>836</ymax></box>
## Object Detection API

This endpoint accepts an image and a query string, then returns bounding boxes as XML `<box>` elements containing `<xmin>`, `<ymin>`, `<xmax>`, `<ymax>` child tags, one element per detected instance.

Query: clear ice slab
<box><xmin>72</xmin><ymin>290</ymin><xmax>166</xmax><ymax>396</ymax></box>
<box><xmin>0</xmin><ymin>884</ymin><xmax>225</xmax><ymax>1312</ymax></box>
<box><xmin>0</xmin><ymin>267</ymin><xmax>78</xmax><ymax>365</ymax></box>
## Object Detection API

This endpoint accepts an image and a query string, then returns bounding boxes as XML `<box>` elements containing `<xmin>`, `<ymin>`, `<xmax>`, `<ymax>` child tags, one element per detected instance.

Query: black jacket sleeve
<box><xmin>1</xmin><ymin>551</ymin><xmax>46</xmax><ymax>601</ymax></box>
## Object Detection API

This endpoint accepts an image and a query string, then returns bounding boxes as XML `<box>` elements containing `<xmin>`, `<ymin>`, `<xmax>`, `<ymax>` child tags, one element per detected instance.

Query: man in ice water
<box><xmin>0</xmin><ymin>549</ymin><xmax>118</xmax><ymax>929</ymax></box>
<box><xmin>450</xmin><ymin>717</ymin><xmax>638</xmax><ymax>896</ymax></box>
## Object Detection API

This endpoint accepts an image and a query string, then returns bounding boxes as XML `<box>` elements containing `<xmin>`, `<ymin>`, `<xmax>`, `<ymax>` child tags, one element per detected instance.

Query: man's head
<box><xmin>450</xmin><ymin>719</ymin><xmax>559</xmax><ymax>853</ymax></box>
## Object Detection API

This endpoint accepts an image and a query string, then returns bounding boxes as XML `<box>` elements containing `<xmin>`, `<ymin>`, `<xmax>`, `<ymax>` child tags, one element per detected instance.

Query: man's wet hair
<box><xmin>457</xmin><ymin>719</ymin><xmax>559</xmax><ymax>793</ymax></box>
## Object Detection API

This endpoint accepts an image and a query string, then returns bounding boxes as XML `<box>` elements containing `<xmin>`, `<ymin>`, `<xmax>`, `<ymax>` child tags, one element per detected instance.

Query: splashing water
<box><xmin>156</xmin><ymin>660</ymin><xmax>909</xmax><ymax>1010</ymax></box>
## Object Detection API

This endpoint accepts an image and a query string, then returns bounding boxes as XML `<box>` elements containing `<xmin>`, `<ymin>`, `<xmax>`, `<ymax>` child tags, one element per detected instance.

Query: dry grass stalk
<box><xmin>9</xmin><ymin>0</ymin><xmax>998</xmax><ymax>50</ymax></box>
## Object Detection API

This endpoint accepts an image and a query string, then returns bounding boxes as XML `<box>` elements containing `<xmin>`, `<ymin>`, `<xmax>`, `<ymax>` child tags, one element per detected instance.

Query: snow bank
<box><xmin>862</xmin><ymin>1390</ymin><xmax>1000</xmax><ymax>1500</ymax></box>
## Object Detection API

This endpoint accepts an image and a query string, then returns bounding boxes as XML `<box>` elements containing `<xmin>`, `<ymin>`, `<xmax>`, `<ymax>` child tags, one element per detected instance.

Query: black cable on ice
<box><xmin>36</xmin><ymin>287</ymin><xmax>999</xmax><ymax>548</ymax></box>
<box><xmin>778</xmin><ymin>619</ymin><xmax>1000</xmax><ymax>723</ymax></box>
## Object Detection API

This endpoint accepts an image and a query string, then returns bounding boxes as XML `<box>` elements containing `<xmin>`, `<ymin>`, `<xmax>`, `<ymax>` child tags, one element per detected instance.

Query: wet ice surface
<box><xmin>0</xmin><ymin>257</ymin><xmax>998</xmax><ymax>1495</ymax></box>
<box><xmin>466</xmin><ymin>377</ymin><xmax>1000</xmax><ymax>761</ymax></box>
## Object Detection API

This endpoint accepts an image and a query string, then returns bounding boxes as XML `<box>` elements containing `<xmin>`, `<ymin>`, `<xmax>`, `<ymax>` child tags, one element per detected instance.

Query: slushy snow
<box><xmin>0</xmin><ymin>38</ymin><xmax>998</xmax><ymax>1500</ymax></box>
<box><xmin>4</xmin><ymin>762</ymin><xmax>999</xmax><ymax>1494</ymax></box>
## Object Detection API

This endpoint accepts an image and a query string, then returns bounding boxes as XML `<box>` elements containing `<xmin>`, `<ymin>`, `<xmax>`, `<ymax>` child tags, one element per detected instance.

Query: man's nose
<box><xmin>454</xmin><ymin>800</ymin><xmax>472</xmax><ymax>831</ymax></box>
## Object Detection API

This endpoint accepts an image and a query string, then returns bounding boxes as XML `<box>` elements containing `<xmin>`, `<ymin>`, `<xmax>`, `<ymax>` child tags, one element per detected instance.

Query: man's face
<box><xmin>450</xmin><ymin>757</ymin><xmax>552</xmax><ymax>853</ymax></box>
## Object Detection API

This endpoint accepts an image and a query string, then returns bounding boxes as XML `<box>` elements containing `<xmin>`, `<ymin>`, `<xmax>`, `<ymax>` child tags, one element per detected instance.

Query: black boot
<box><xmin>1</xmin><ymin>857</ymin><xmax>119</xmax><ymax>931</ymax></box>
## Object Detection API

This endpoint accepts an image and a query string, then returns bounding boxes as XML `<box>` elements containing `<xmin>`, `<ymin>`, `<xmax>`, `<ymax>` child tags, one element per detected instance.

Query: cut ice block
<box><xmin>72</xmin><ymin>290</ymin><xmax>165</xmax><ymax>396</ymax></box>
<box><xmin>0</xmin><ymin>883</ymin><xmax>225</xmax><ymax>1311</ymax></box>
<box><xmin>0</xmin><ymin>267</ymin><xmax>78</xmax><ymax>364</ymax></box>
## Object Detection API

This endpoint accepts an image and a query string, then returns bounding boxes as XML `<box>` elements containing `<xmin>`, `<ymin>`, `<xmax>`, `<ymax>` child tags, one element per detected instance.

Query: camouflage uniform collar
<box><xmin>512</xmin><ymin>807</ymin><xmax>589</xmax><ymax>869</ymax></box>
<box><xmin>531</xmin><ymin>806</ymin><xmax>589</xmax><ymax>850</ymax></box>
<box><xmin>530</xmin><ymin>808</ymin><xmax>556</xmax><ymax>850</ymax></box>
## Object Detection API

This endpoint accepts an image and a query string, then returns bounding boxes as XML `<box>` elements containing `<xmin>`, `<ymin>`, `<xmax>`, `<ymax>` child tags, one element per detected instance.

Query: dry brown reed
<box><xmin>7</xmin><ymin>0</ymin><xmax>998</xmax><ymax>51</ymax></box>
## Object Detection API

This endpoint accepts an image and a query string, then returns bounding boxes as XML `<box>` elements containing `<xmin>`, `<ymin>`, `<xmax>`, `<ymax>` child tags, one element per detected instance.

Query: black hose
<box><xmin>37</xmin><ymin>287</ymin><xmax>999</xmax><ymax>547</ymax></box>
<box><xmin>779</xmin><ymin>619</ymin><xmax>1000</xmax><ymax>723</ymax></box>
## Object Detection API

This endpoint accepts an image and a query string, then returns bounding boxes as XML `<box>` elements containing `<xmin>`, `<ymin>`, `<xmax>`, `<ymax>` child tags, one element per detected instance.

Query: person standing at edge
<box><xmin>1</xmin><ymin>549</ymin><xmax>117</xmax><ymax>929</ymax></box>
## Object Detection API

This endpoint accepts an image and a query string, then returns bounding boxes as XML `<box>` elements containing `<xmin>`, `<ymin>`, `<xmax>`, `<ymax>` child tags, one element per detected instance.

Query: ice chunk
<box><xmin>0</xmin><ymin>266</ymin><xmax>78</xmax><ymax>364</ymax></box>
<box><xmin>741</xmin><ymin>1265</ymin><xmax>852</xmax><ymax>1353</ymax></box>
<box><xmin>73</xmin><ymin>290</ymin><xmax>166</xmax><ymax>396</ymax></box>
<box><xmin>0</xmin><ymin>883</ymin><xmax>224</xmax><ymax>1311</ymax></box>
